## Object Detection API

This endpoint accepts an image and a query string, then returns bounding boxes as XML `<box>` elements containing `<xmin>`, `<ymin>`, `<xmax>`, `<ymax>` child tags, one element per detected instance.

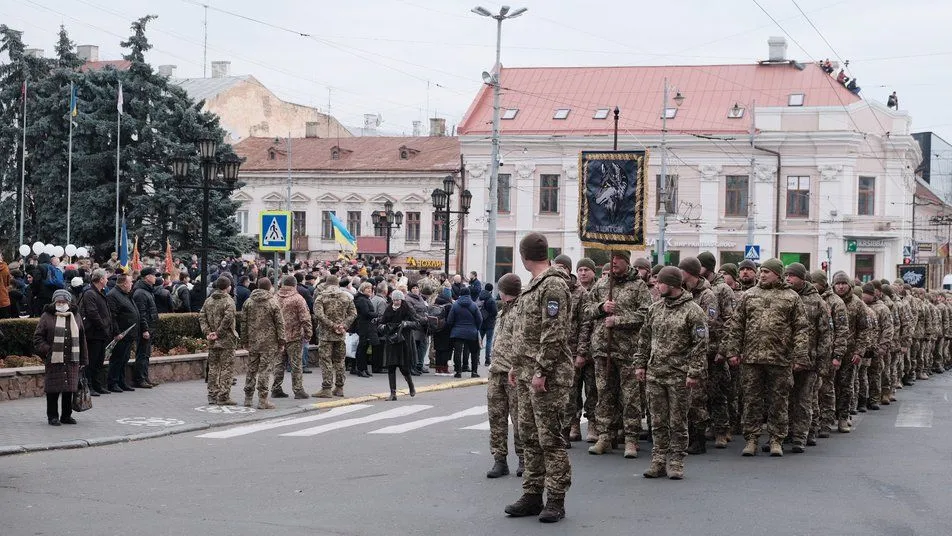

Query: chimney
<box><xmin>210</xmin><ymin>60</ymin><xmax>231</xmax><ymax>78</ymax></box>
<box><xmin>363</xmin><ymin>113</ymin><xmax>381</xmax><ymax>133</ymax></box>
<box><xmin>157</xmin><ymin>64</ymin><xmax>177</xmax><ymax>77</ymax></box>
<box><xmin>305</xmin><ymin>122</ymin><xmax>321</xmax><ymax>138</ymax></box>
<box><xmin>768</xmin><ymin>36</ymin><xmax>787</xmax><ymax>62</ymax></box>
<box><xmin>412</xmin><ymin>120</ymin><xmax>422</xmax><ymax>137</ymax></box>
<box><xmin>76</xmin><ymin>45</ymin><xmax>99</xmax><ymax>62</ymax></box>
<box><xmin>429</xmin><ymin>117</ymin><xmax>446</xmax><ymax>137</ymax></box>
<box><xmin>24</xmin><ymin>48</ymin><xmax>43</xmax><ymax>58</ymax></box>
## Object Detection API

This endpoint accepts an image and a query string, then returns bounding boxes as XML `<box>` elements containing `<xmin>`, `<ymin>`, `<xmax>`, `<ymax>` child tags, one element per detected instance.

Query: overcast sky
<box><xmin>4</xmin><ymin>0</ymin><xmax>951</xmax><ymax>143</ymax></box>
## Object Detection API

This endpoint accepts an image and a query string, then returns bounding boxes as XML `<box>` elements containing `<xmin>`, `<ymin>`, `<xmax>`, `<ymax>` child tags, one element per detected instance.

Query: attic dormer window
<box><xmin>400</xmin><ymin>149</ymin><xmax>409</xmax><ymax>160</ymax></box>
<box><xmin>268</xmin><ymin>148</ymin><xmax>276</xmax><ymax>160</ymax></box>
<box><xmin>331</xmin><ymin>148</ymin><xmax>340</xmax><ymax>160</ymax></box>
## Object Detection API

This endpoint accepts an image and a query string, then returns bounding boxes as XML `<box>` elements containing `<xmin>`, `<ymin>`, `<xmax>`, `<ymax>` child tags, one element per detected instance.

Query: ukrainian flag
<box><xmin>328</xmin><ymin>212</ymin><xmax>357</xmax><ymax>255</ymax></box>
<box><xmin>68</xmin><ymin>82</ymin><xmax>78</xmax><ymax>117</ymax></box>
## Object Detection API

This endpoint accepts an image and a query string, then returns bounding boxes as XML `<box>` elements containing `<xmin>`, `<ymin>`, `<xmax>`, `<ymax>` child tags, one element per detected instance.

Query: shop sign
<box><xmin>406</xmin><ymin>257</ymin><xmax>443</xmax><ymax>269</ymax></box>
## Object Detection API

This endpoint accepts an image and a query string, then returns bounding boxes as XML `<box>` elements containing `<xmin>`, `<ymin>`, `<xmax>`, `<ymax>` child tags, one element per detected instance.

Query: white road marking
<box><xmin>461</xmin><ymin>421</ymin><xmax>490</xmax><ymax>430</ymax></box>
<box><xmin>370</xmin><ymin>406</ymin><xmax>487</xmax><ymax>434</ymax></box>
<box><xmin>196</xmin><ymin>405</ymin><xmax>372</xmax><ymax>438</ymax></box>
<box><xmin>895</xmin><ymin>402</ymin><xmax>934</xmax><ymax>428</ymax></box>
<box><xmin>281</xmin><ymin>405</ymin><xmax>432</xmax><ymax>437</ymax></box>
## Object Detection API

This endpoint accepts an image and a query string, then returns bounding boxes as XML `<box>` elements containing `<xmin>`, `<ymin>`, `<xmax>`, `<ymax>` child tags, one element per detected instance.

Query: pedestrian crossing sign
<box><xmin>259</xmin><ymin>211</ymin><xmax>292</xmax><ymax>252</ymax></box>
<box><xmin>744</xmin><ymin>244</ymin><xmax>760</xmax><ymax>261</ymax></box>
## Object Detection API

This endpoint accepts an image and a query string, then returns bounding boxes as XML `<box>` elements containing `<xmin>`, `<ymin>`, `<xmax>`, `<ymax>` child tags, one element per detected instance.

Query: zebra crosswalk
<box><xmin>196</xmin><ymin>404</ymin><xmax>491</xmax><ymax>440</ymax></box>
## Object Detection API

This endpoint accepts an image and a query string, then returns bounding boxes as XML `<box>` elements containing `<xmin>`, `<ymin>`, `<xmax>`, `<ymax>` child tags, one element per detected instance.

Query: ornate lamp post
<box><xmin>372</xmin><ymin>199</ymin><xmax>403</xmax><ymax>259</ymax></box>
<box><xmin>431</xmin><ymin>175</ymin><xmax>473</xmax><ymax>274</ymax></box>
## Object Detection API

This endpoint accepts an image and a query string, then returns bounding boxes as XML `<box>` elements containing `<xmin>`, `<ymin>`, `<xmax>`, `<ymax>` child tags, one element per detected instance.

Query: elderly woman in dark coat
<box><xmin>379</xmin><ymin>290</ymin><xmax>419</xmax><ymax>400</ymax></box>
<box><xmin>33</xmin><ymin>289</ymin><xmax>88</xmax><ymax>425</ymax></box>
<box><xmin>353</xmin><ymin>282</ymin><xmax>379</xmax><ymax>378</ymax></box>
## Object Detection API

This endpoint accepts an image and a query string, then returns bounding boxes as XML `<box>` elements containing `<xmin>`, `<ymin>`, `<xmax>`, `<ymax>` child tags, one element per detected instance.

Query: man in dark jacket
<box><xmin>171</xmin><ymin>273</ymin><xmax>192</xmax><ymax>313</ymax></box>
<box><xmin>80</xmin><ymin>269</ymin><xmax>115</xmax><ymax>395</ymax></box>
<box><xmin>132</xmin><ymin>267</ymin><xmax>160</xmax><ymax>388</ymax></box>
<box><xmin>469</xmin><ymin>271</ymin><xmax>483</xmax><ymax>297</ymax></box>
<box><xmin>478</xmin><ymin>283</ymin><xmax>498</xmax><ymax>366</ymax></box>
<box><xmin>235</xmin><ymin>276</ymin><xmax>252</xmax><ymax>311</ymax></box>
<box><xmin>106</xmin><ymin>273</ymin><xmax>139</xmax><ymax>392</ymax></box>
<box><xmin>448</xmin><ymin>286</ymin><xmax>483</xmax><ymax>378</ymax></box>
<box><xmin>153</xmin><ymin>277</ymin><xmax>173</xmax><ymax>314</ymax></box>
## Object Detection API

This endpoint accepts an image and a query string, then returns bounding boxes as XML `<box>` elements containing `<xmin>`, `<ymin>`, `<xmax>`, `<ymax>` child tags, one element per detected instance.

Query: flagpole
<box><xmin>66</xmin><ymin>81</ymin><xmax>74</xmax><ymax>245</ymax></box>
<box><xmin>18</xmin><ymin>80</ymin><xmax>26</xmax><ymax>246</ymax></box>
<box><xmin>114</xmin><ymin>81</ymin><xmax>122</xmax><ymax>254</ymax></box>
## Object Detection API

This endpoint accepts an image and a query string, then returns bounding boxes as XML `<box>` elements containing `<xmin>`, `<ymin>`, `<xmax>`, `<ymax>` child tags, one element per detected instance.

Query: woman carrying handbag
<box><xmin>33</xmin><ymin>289</ymin><xmax>88</xmax><ymax>425</ymax></box>
<box><xmin>379</xmin><ymin>291</ymin><xmax>418</xmax><ymax>400</ymax></box>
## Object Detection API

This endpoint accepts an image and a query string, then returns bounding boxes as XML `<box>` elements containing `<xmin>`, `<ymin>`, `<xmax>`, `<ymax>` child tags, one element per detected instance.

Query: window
<box><xmin>502</xmin><ymin>109</ymin><xmax>518</xmax><ymax>120</ymax></box>
<box><xmin>498</xmin><ymin>173</ymin><xmax>511</xmax><ymax>213</ymax></box>
<box><xmin>719</xmin><ymin>251</ymin><xmax>745</xmax><ymax>266</ymax></box>
<box><xmin>399</xmin><ymin>149</ymin><xmax>409</xmax><ymax>160</ymax></box>
<box><xmin>494</xmin><ymin>246</ymin><xmax>513</xmax><ymax>283</ymax></box>
<box><xmin>331</xmin><ymin>148</ymin><xmax>340</xmax><ymax>160</ymax></box>
<box><xmin>788</xmin><ymin>93</ymin><xmax>805</xmax><ymax>107</ymax></box>
<box><xmin>780</xmin><ymin>252</ymin><xmax>811</xmax><ymax>270</ymax></box>
<box><xmin>373</xmin><ymin>212</ymin><xmax>386</xmax><ymax>237</ymax></box>
<box><xmin>268</xmin><ymin>149</ymin><xmax>276</xmax><ymax>160</ymax></box>
<box><xmin>858</xmin><ymin>176</ymin><xmax>876</xmax><ymax>216</ymax></box>
<box><xmin>786</xmin><ymin>176</ymin><xmax>810</xmax><ymax>218</ymax></box>
<box><xmin>855</xmin><ymin>254</ymin><xmax>875</xmax><ymax>283</ymax></box>
<box><xmin>321</xmin><ymin>211</ymin><xmax>334</xmax><ymax>240</ymax></box>
<box><xmin>234</xmin><ymin>210</ymin><xmax>249</xmax><ymax>234</ymax></box>
<box><xmin>405</xmin><ymin>211</ymin><xmax>420</xmax><ymax>242</ymax></box>
<box><xmin>725</xmin><ymin>175</ymin><xmax>749</xmax><ymax>217</ymax></box>
<box><xmin>547</xmin><ymin>247</ymin><xmax>561</xmax><ymax>260</ymax></box>
<box><xmin>652</xmin><ymin>250</ymin><xmax>680</xmax><ymax>266</ymax></box>
<box><xmin>432</xmin><ymin>213</ymin><xmax>446</xmax><ymax>243</ymax></box>
<box><xmin>727</xmin><ymin>105</ymin><xmax>745</xmax><ymax>119</ymax></box>
<box><xmin>663</xmin><ymin>108</ymin><xmax>677</xmax><ymax>119</ymax></box>
<box><xmin>593</xmin><ymin>108</ymin><xmax>610</xmax><ymax>119</ymax></box>
<box><xmin>553</xmin><ymin>108</ymin><xmax>570</xmax><ymax>120</ymax></box>
<box><xmin>540</xmin><ymin>174</ymin><xmax>560</xmax><ymax>214</ymax></box>
<box><xmin>656</xmin><ymin>174</ymin><xmax>678</xmax><ymax>214</ymax></box>
<box><xmin>292</xmin><ymin>211</ymin><xmax>307</xmax><ymax>239</ymax></box>
<box><xmin>346</xmin><ymin>211</ymin><xmax>361</xmax><ymax>238</ymax></box>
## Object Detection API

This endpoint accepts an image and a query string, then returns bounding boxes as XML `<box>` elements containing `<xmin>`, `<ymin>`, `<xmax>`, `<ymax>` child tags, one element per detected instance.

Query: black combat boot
<box><xmin>516</xmin><ymin>456</ymin><xmax>525</xmax><ymax>477</ymax></box>
<box><xmin>504</xmin><ymin>493</ymin><xmax>544</xmax><ymax>517</ymax></box>
<box><xmin>538</xmin><ymin>496</ymin><xmax>566</xmax><ymax>523</ymax></box>
<box><xmin>486</xmin><ymin>458</ymin><xmax>510</xmax><ymax>478</ymax></box>
<box><xmin>685</xmin><ymin>427</ymin><xmax>706</xmax><ymax>455</ymax></box>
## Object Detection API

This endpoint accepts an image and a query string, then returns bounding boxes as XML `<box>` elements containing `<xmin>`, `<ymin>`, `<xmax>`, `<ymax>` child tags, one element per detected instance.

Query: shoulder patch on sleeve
<box><xmin>708</xmin><ymin>306</ymin><xmax>717</xmax><ymax>319</ymax></box>
<box><xmin>695</xmin><ymin>324</ymin><xmax>708</xmax><ymax>338</ymax></box>
<box><xmin>546</xmin><ymin>300</ymin><xmax>560</xmax><ymax>317</ymax></box>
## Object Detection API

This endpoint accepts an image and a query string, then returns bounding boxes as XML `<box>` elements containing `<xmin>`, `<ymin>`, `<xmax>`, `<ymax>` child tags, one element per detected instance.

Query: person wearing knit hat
<box><xmin>611</xmin><ymin>250</ymin><xmax>631</xmax><ymax>264</ymax></box>
<box><xmin>576</xmin><ymin>258</ymin><xmax>596</xmax><ymax>273</ymax></box>
<box><xmin>39</xmin><ymin>287</ymin><xmax>86</xmax><ymax>425</ymax></box>
<box><xmin>553</xmin><ymin>254</ymin><xmax>573</xmax><ymax>274</ymax></box>
<box><xmin>859</xmin><ymin>281</ymin><xmax>891</xmax><ymax>410</ymax></box>
<box><xmin>519</xmin><ymin>232</ymin><xmax>549</xmax><ymax>263</ymax></box>
<box><xmin>721</xmin><ymin>253</ymin><xmax>809</xmax><ymax>457</ymax></box>
<box><xmin>809</xmin><ymin>270</ymin><xmax>828</xmax><ymax>288</ymax></box>
<box><xmin>585</xmin><ymin>241</ymin><xmax>653</xmax><ymax>460</ymax></box>
<box><xmin>719</xmin><ymin>263</ymin><xmax>739</xmax><ymax>287</ymax></box>
<box><xmin>829</xmin><ymin>268</ymin><xmax>869</xmax><ymax>433</ymax></box>
<box><xmin>601</xmin><ymin>263</ymin><xmax>611</xmax><ymax>279</ymax></box>
<box><xmin>737</xmin><ymin>260</ymin><xmax>758</xmax><ymax>291</ymax></box>
<box><xmin>632</xmin><ymin>257</ymin><xmax>651</xmax><ymax>282</ymax></box>
<box><xmin>784</xmin><ymin>262</ymin><xmax>807</xmax><ymax>282</ymax></box>
<box><xmin>651</xmin><ymin>264</ymin><xmax>663</xmax><ymax>276</ymax></box>
<box><xmin>697</xmin><ymin>251</ymin><xmax>717</xmax><ymax>273</ymax></box>
<box><xmin>486</xmin><ymin>272</ymin><xmax>524</xmax><ymax>479</ymax></box>
<box><xmin>635</xmin><ymin>263</ymin><xmax>706</xmax><ymax>479</ymax></box>
<box><xmin>678</xmin><ymin>257</ymin><xmax>702</xmax><ymax>279</ymax></box>
<box><xmin>497</xmin><ymin>273</ymin><xmax>522</xmax><ymax>297</ymax></box>
<box><xmin>811</xmin><ymin>268</ymin><xmax>848</xmax><ymax>438</ymax></box>
<box><xmin>831</xmin><ymin>271</ymin><xmax>851</xmax><ymax>286</ymax></box>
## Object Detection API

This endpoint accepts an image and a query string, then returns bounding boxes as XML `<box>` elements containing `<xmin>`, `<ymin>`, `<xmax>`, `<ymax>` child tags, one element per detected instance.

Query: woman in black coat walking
<box><xmin>379</xmin><ymin>290</ymin><xmax>418</xmax><ymax>400</ymax></box>
<box><xmin>353</xmin><ymin>282</ymin><xmax>378</xmax><ymax>377</ymax></box>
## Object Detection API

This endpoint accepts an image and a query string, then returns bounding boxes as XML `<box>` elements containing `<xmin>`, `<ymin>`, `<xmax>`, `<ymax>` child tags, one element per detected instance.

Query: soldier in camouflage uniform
<box><xmin>563</xmin><ymin>258</ymin><xmax>598</xmax><ymax>443</ymax></box>
<box><xmin>678</xmin><ymin>257</ymin><xmax>718</xmax><ymax>455</ymax></box>
<box><xmin>635</xmin><ymin>266</ymin><xmax>708</xmax><ymax>480</ymax></box>
<box><xmin>504</xmin><ymin>233</ymin><xmax>574</xmax><ymax>524</ymax></box>
<box><xmin>586</xmin><ymin>250</ymin><xmax>652</xmax><ymax>459</ymax></box>
<box><xmin>931</xmin><ymin>293</ymin><xmax>948</xmax><ymax>375</ymax></box>
<box><xmin>808</xmin><ymin>270</ymin><xmax>847</xmax><ymax>441</ymax></box>
<box><xmin>697</xmin><ymin>252</ymin><xmax>735</xmax><ymax>449</ymax></box>
<box><xmin>486</xmin><ymin>273</ymin><xmax>524</xmax><ymax>479</ymax></box>
<box><xmin>313</xmin><ymin>275</ymin><xmax>358</xmax><ymax>398</ymax></box>
<box><xmin>719</xmin><ymin>262</ymin><xmax>743</xmax><ymax>436</ymax></box>
<box><xmin>730</xmin><ymin>258</ymin><xmax>758</xmax><ymax>432</ymax></box>
<box><xmin>274</xmin><ymin>275</ymin><xmax>312</xmax><ymax>399</ymax></box>
<box><xmin>860</xmin><ymin>283</ymin><xmax>893</xmax><ymax>412</ymax></box>
<box><xmin>240</xmin><ymin>278</ymin><xmax>286</xmax><ymax>409</ymax></box>
<box><xmin>783</xmin><ymin>263</ymin><xmax>831</xmax><ymax>452</ymax></box>
<box><xmin>878</xmin><ymin>283</ymin><xmax>901</xmax><ymax>405</ymax></box>
<box><xmin>199</xmin><ymin>277</ymin><xmax>239</xmax><ymax>405</ymax></box>
<box><xmin>831</xmin><ymin>272</ymin><xmax>870</xmax><ymax>433</ymax></box>
<box><xmin>849</xmin><ymin>286</ymin><xmax>874</xmax><ymax>416</ymax></box>
<box><xmin>737</xmin><ymin>259</ymin><xmax>758</xmax><ymax>292</ymax></box>
<box><xmin>723</xmin><ymin>258</ymin><xmax>809</xmax><ymax>457</ymax></box>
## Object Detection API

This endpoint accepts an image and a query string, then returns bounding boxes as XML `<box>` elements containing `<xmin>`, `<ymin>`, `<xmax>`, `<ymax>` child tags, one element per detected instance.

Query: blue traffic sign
<box><xmin>259</xmin><ymin>211</ymin><xmax>292</xmax><ymax>252</ymax></box>
<box><xmin>744</xmin><ymin>244</ymin><xmax>760</xmax><ymax>261</ymax></box>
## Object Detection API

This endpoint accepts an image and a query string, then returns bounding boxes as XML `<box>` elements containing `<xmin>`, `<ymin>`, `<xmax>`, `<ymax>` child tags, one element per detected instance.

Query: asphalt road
<box><xmin>2</xmin><ymin>373</ymin><xmax>950</xmax><ymax>536</ymax></box>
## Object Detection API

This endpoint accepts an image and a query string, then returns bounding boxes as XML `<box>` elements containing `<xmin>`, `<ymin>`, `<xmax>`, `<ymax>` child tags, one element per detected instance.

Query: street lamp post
<box><xmin>473</xmin><ymin>4</ymin><xmax>526</xmax><ymax>285</ymax></box>
<box><xmin>431</xmin><ymin>175</ymin><xmax>473</xmax><ymax>275</ymax></box>
<box><xmin>657</xmin><ymin>78</ymin><xmax>684</xmax><ymax>266</ymax></box>
<box><xmin>171</xmin><ymin>138</ymin><xmax>242</xmax><ymax>300</ymax></box>
<box><xmin>372</xmin><ymin>200</ymin><xmax>403</xmax><ymax>260</ymax></box>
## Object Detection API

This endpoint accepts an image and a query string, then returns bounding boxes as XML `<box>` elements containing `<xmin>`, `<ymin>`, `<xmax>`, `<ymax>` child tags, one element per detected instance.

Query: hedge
<box><xmin>0</xmin><ymin>313</ymin><xmax>205</xmax><ymax>358</ymax></box>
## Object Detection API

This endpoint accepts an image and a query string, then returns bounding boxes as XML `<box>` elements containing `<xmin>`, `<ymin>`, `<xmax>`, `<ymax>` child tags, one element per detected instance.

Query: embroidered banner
<box><xmin>578</xmin><ymin>150</ymin><xmax>648</xmax><ymax>249</ymax></box>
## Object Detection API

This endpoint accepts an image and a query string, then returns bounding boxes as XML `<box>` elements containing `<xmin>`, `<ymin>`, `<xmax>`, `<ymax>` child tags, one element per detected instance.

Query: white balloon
<box><xmin>32</xmin><ymin>241</ymin><xmax>44</xmax><ymax>255</ymax></box>
<box><xmin>76</xmin><ymin>247</ymin><xmax>89</xmax><ymax>258</ymax></box>
<box><xmin>53</xmin><ymin>246</ymin><xmax>65</xmax><ymax>258</ymax></box>
<box><xmin>45</xmin><ymin>244</ymin><xmax>56</xmax><ymax>256</ymax></box>
<box><xmin>19</xmin><ymin>244</ymin><xmax>31</xmax><ymax>257</ymax></box>
<box><xmin>65</xmin><ymin>244</ymin><xmax>77</xmax><ymax>256</ymax></box>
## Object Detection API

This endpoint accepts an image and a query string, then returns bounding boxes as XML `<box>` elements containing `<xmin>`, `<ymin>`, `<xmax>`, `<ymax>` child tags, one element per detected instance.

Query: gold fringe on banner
<box><xmin>577</xmin><ymin>150</ymin><xmax>650</xmax><ymax>251</ymax></box>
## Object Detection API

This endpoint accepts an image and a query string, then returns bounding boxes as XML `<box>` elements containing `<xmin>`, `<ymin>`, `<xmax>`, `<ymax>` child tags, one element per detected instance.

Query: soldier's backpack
<box><xmin>170</xmin><ymin>284</ymin><xmax>187</xmax><ymax>313</ymax></box>
<box><xmin>425</xmin><ymin>304</ymin><xmax>448</xmax><ymax>334</ymax></box>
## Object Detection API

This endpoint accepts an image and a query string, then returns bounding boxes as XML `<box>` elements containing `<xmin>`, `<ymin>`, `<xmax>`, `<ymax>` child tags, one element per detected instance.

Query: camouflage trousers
<box><xmin>812</xmin><ymin>372</ymin><xmax>836</xmax><ymax>434</ymax></box>
<box><xmin>647</xmin><ymin>379</ymin><xmax>690</xmax><ymax>463</ymax></box>
<box><xmin>488</xmin><ymin>371</ymin><xmax>522</xmax><ymax>460</ymax></box>
<box><xmin>207</xmin><ymin>346</ymin><xmax>235</xmax><ymax>402</ymax></box>
<box><xmin>517</xmin><ymin>380</ymin><xmax>571</xmax><ymax>498</ymax></box>
<box><xmin>319</xmin><ymin>340</ymin><xmax>347</xmax><ymax>389</ymax></box>
<box><xmin>907</xmin><ymin>341</ymin><xmax>920</xmax><ymax>377</ymax></box>
<box><xmin>689</xmin><ymin>358</ymin><xmax>730</xmax><ymax>435</ymax></box>
<box><xmin>594</xmin><ymin>356</ymin><xmax>643</xmax><ymax>442</ymax></box>
<box><xmin>244</xmin><ymin>348</ymin><xmax>278</xmax><ymax>398</ymax></box>
<box><xmin>864</xmin><ymin>355</ymin><xmax>883</xmax><ymax>404</ymax></box>
<box><xmin>740</xmin><ymin>363</ymin><xmax>792</xmax><ymax>442</ymax></box>
<box><xmin>564</xmin><ymin>360</ymin><xmax>596</xmax><ymax>431</ymax></box>
<box><xmin>729</xmin><ymin>364</ymin><xmax>744</xmax><ymax>434</ymax></box>
<box><xmin>272</xmin><ymin>340</ymin><xmax>304</xmax><ymax>394</ymax></box>
<box><xmin>834</xmin><ymin>361</ymin><xmax>856</xmax><ymax>420</ymax></box>
<box><xmin>787</xmin><ymin>370</ymin><xmax>816</xmax><ymax>445</ymax></box>
<box><xmin>933</xmin><ymin>339</ymin><xmax>947</xmax><ymax>370</ymax></box>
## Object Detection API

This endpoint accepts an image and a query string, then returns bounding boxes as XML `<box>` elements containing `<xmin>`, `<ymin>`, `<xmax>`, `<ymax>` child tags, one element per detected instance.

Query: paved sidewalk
<box><xmin>0</xmin><ymin>369</ymin><xmax>487</xmax><ymax>456</ymax></box>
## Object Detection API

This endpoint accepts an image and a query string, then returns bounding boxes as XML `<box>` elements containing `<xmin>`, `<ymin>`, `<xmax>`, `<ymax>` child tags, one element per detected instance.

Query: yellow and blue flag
<box><xmin>68</xmin><ymin>82</ymin><xmax>78</xmax><ymax>117</ymax></box>
<box><xmin>328</xmin><ymin>212</ymin><xmax>357</xmax><ymax>255</ymax></box>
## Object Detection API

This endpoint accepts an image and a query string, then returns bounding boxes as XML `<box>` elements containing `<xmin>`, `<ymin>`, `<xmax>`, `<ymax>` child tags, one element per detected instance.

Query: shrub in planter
<box><xmin>0</xmin><ymin>318</ymin><xmax>40</xmax><ymax>358</ymax></box>
<box><xmin>153</xmin><ymin>313</ymin><xmax>203</xmax><ymax>352</ymax></box>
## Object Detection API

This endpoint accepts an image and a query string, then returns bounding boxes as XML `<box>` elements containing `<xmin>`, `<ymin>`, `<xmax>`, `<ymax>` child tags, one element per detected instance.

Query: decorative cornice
<box><xmin>465</xmin><ymin>162</ymin><xmax>488</xmax><ymax>179</ymax></box>
<box><xmin>755</xmin><ymin>164</ymin><xmax>777</xmax><ymax>183</ymax></box>
<box><xmin>818</xmin><ymin>164</ymin><xmax>843</xmax><ymax>182</ymax></box>
<box><xmin>516</xmin><ymin>162</ymin><xmax>536</xmax><ymax>180</ymax></box>
<box><xmin>699</xmin><ymin>164</ymin><xmax>722</xmax><ymax>182</ymax></box>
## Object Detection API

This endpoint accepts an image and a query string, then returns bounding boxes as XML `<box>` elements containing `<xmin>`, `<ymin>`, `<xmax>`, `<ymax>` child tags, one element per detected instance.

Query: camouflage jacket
<box><xmin>708</xmin><ymin>273</ymin><xmax>736</xmax><ymax>356</ymax></box>
<box><xmin>570</xmin><ymin>282</ymin><xmax>595</xmax><ymax>360</ymax></box>
<box><xmin>277</xmin><ymin>286</ymin><xmax>313</xmax><ymax>342</ymax></box>
<box><xmin>512</xmin><ymin>267</ymin><xmax>574</xmax><ymax>387</ymax></box>
<box><xmin>893</xmin><ymin>295</ymin><xmax>913</xmax><ymax>348</ymax></box>
<box><xmin>314</xmin><ymin>288</ymin><xmax>357</xmax><ymax>342</ymax></box>
<box><xmin>635</xmin><ymin>291</ymin><xmax>708</xmax><ymax>385</ymax></box>
<box><xmin>586</xmin><ymin>267</ymin><xmax>651</xmax><ymax>361</ymax></box>
<box><xmin>795</xmin><ymin>283</ymin><xmax>832</xmax><ymax>371</ymax></box>
<box><xmin>489</xmin><ymin>298</ymin><xmax>518</xmax><ymax>374</ymax></box>
<box><xmin>723</xmin><ymin>279</ymin><xmax>809</xmax><ymax>368</ymax></box>
<box><xmin>942</xmin><ymin>302</ymin><xmax>952</xmax><ymax>338</ymax></box>
<box><xmin>837</xmin><ymin>290</ymin><xmax>871</xmax><ymax>359</ymax></box>
<box><xmin>911</xmin><ymin>296</ymin><xmax>926</xmax><ymax>339</ymax></box>
<box><xmin>686</xmin><ymin>278</ymin><xmax>719</xmax><ymax>358</ymax></box>
<box><xmin>868</xmin><ymin>299</ymin><xmax>894</xmax><ymax>360</ymax></box>
<box><xmin>240</xmin><ymin>289</ymin><xmax>286</xmax><ymax>352</ymax></box>
<box><xmin>199</xmin><ymin>290</ymin><xmax>238</xmax><ymax>349</ymax></box>
<box><xmin>820</xmin><ymin>288</ymin><xmax>849</xmax><ymax>367</ymax></box>
<box><xmin>928</xmin><ymin>301</ymin><xmax>941</xmax><ymax>341</ymax></box>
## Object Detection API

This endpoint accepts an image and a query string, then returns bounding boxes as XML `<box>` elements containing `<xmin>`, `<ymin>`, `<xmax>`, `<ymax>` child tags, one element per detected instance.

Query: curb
<box><xmin>0</xmin><ymin>378</ymin><xmax>487</xmax><ymax>457</ymax></box>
